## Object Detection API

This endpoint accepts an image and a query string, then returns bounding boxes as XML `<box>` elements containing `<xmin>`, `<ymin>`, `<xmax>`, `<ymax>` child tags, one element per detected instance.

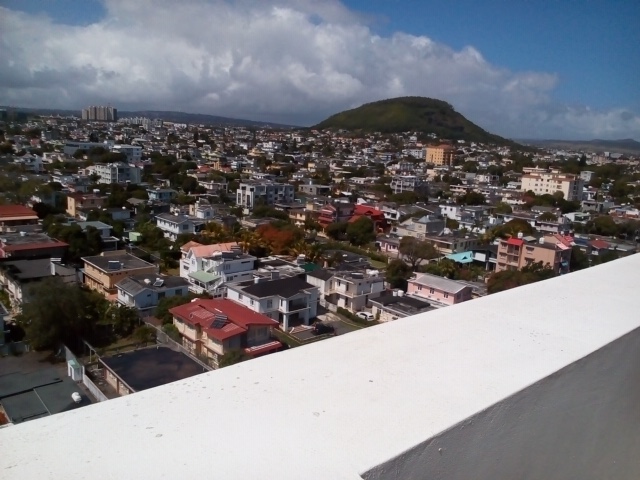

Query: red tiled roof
<box><xmin>506</xmin><ymin>238</ymin><xmax>524</xmax><ymax>246</ymax></box>
<box><xmin>590</xmin><ymin>239</ymin><xmax>610</xmax><ymax>250</ymax></box>
<box><xmin>0</xmin><ymin>205</ymin><xmax>37</xmax><ymax>219</ymax></box>
<box><xmin>170</xmin><ymin>299</ymin><xmax>278</xmax><ymax>342</ymax></box>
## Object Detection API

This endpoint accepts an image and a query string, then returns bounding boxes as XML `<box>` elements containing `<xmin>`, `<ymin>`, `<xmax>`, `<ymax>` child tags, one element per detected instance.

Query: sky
<box><xmin>1</xmin><ymin>0</ymin><xmax>638</xmax><ymax>140</ymax></box>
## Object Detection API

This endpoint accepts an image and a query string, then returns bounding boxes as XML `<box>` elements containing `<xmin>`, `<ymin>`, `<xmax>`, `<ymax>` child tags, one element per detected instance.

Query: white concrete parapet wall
<box><xmin>2</xmin><ymin>255</ymin><xmax>640</xmax><ymax>479</ymax></box>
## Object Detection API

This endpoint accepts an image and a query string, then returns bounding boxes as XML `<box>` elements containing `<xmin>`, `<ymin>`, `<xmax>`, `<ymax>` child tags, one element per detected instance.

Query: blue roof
<box><xmin>446</xmin><ymin>251</ymin><xmax>474</xmax><ymax>264</ymax></box>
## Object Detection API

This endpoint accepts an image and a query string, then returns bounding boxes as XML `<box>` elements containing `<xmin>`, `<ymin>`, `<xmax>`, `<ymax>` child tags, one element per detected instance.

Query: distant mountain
<box><xmin>0</xmin><ymin>106</ymin><xmax>298</xmax><ymax>129</ymax></box>
<box><xmin>313</xmin><ymin>96</ymin><xmax>521</xmax><ymax>147</ymax></box>
<box><xmin>523</xmin><ymin>138</ymin><xmax>640</xmax><ymax>155</ymax></box>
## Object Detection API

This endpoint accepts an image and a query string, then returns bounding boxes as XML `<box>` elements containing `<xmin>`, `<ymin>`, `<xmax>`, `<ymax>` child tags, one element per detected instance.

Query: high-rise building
<box><xmin>425</xmin><ymin>144</ymin><xmax>456</xmax><ymax>166</ymax></box>
<box><xmin>81</xmin><ymin>106</ymin><xmax>118</xmax><ymax>122</ymax></box>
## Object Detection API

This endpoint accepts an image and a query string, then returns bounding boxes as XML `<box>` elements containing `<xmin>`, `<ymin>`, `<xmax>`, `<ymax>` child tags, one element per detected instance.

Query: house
<box><xmin>0</xmin><ymin>258</ymin><xmax>54</xmax><ymax>306</ymax></box>
<box><xmin>86</xmin><ymin>162</ymin><xmax>142</xmax><ymax>184</ymax></box>
<box><xmin>170</xmin><ymin>298</ymin><xmax>282</xmax><ymax>368</ymax></box>
<box><xmin>155</xmin><ymin>213</ymin><xmax>206</xmax><ymax>241</ymax></box>
<box><xmin>298</xmin><ymin>183</ymin><xmax>332</xmax><ymax>196</ymax></box>
<box><xmin>376</xmin><ymin>236</ymin><xmax>401</xmax><ymax>255</ymax></box>
<box><xmin>495</xmin><ymin>234</ymin><xmax>572</xmax><ymax>275</ymax></box>
<box><xmin>146</xmin><ymin>188</ymin><xmax>178</xmax><ymax>202</ymax></box>
<box><xmin>116</xmin><ymin>274</ymin><xmax>189</xmax><ymax>316</ymax></box>
<box><xmin>317</xmin><ymin>202</ymin><xmax>354</xmax><ymax>229</ymax></box>
<box><xmin>180</xmin><ymin>243</ymin><xmax>256</xmax><ymax>296</ymax></box>
<box><xmin>67</xmin><ymin>221</ymin><xmax>119</xmax><ymax>250</ymax></box>
<box><xmin>369</xmin><ymin>290</ymin><xmax>435</xmax><ymax>322</ymax></box>
<box><xmin>407</xmin><ymin>272</ymin><xmax>473</xmax><ymax>306</ymax></box>
<box><xmin>0</xmin><ymin>232</ymin><xmax>68</xmax><ymax>260</ymax></box>
<box><xmin>394</xmin><ymin>215</ymin><xmax>445</xmax><ymax>239</ymax></box>
<box><xmin>99</xmin><ymin>347</ymin><xmax>206</xmax><ymax>396</ymax></box>
<box><xmin>0</xmin><ymin>205</ymin><xmax>39</xmax><ymax>233</ymax></box>
<box><xmin>66</xmin><ymin>193</ymin><xmax>107</xmax><ymax>218</ymax></box>
<box><xmin>82</xmin><ymin>252</ymin><xmax>157</xmax><ymax>299</ymax></box>
<box><xmin>349</xmin><ymin>204</ymin><xmax>388</xmax><ymax>233</ymax></box>
<box><xmin>226</xmin><ymin>275</ymin><xmax>319</xmax><ymax>331</ymax></box>
<box><xmin>322</xmin><ymin>270</ymin><xmax>385</xmax><ymax>312</ymax></box>
<box><xmin>236</xmin><ymin>181</ymin><xmax>295</xmax><ymax>210</ymax></box>
<box><xmin>422</xmin><ymin>233</ymin><xmax>480</xmax><ymax>255</ymax></box>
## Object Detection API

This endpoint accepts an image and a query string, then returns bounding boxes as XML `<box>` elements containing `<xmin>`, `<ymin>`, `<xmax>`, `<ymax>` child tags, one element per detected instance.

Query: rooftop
<box><xmin>409</xmin><ymin>272</ymin><xmax>471</xmax><ymax>294</ymax></box>
<box><xmin>99</xmin><ymin>347</ymin><xmax>208</xmax><ymax>393</ymax></box>
<box><xmin>0</xmin><ymin>258</ymin><xmax>52</xmax><ymax>281</ymax></box>
<box><xmin>1</xmin><ymin>254</ymin><xmax>639</xmax><ymax>479</ymax></box>
<box><xmin>116</xmin><ymin>274</ymin><xmax>188</xmax><ymax>295</ymax></box>
<box><xmin>82</xmin><ymin>252</ymin><xmax>155</xmax><ymax>272</ymax></box>
<box><xmin>233</xmin><ymin>275</ymin><xmax>316</xmax><ymax>298</ymax></box>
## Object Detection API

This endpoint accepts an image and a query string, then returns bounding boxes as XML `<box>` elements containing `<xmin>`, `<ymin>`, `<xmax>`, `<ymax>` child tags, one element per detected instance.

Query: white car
<box><xmin>356</xmin><ymin>311</ymin><xmax>375</xmax><ymax>321</ymax></box>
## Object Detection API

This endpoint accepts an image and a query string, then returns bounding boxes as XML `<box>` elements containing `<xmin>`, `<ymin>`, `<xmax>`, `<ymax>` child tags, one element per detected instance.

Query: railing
<box><xmin>82</xmin><ymin>373</ymin><xmax>108</xmax><ymax>402</ymax></box>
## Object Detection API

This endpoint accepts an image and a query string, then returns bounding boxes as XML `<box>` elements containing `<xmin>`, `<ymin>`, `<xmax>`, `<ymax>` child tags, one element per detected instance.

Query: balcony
<box><xmin>2</xmin><ymin>255</ymin><xmax>640</xmax><ymax>479</ymax></box>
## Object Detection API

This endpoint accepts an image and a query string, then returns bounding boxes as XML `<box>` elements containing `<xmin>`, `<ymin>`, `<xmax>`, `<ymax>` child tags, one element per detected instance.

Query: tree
<box><xmin>488</xmin><ymin>219</ymin><xmax>535</xmax><ymax>240</ymax></box>
<box><xmin>487</xmin><ymin>261</ymin><xmax>555</xmax><ymax>294</ymax></box>
<box><xmin>162</xmin><ymin>323</ymin><xmax>182</xmax><ymax>342</ymax></box>
<box><xmin>385</xmin><ymin>259</ymin><xmax>412</xmax><ymax>289</ymax></box>
<box><xmin>133</xmin><ymin>325</ymin><xmax>156</xmax><ymax>345</ymax></box>
<box><xmin>457</xmin><ymin>191</ymin><xmax>486</xmax><ymax>205</ymax></box>
<box><xmin>494</xmin><ymin>202</ymin><xmax>513</xmax><ymax>215</ymax></box>
<box><xmin>346</xmin><ymin>217</ymin><xmax>376</xmax><ymax>246</ymax></box>
<box><xmin>569</xmin><ymin>246</ymin><xmax>589</xmax><ymax>271</ymax></box>
<box><xmin>399</xmin><ymin>237</ymin><xmax>439</xmax><ymax>269</ymax></box>
<box><xmin>586</xmin><ymin>215</ymin><xmax>618</xmax><ymax>237</ymax></box>
<box><xmin>15</xmin><ymin>278</ymin><xmax>102</xmax><ymax>350</ymax></box>
<box><xmin>325</xmin><ymin>221</ymin><xmax>348</xmax><ymax>241</ymax></box>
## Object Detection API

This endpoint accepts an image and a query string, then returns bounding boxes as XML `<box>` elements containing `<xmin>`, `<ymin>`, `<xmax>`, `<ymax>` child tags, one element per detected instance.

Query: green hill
<box><xmin>313</xmin><ymin>96</ymin><xmax>518</xmax><ymax>146</ymax></box>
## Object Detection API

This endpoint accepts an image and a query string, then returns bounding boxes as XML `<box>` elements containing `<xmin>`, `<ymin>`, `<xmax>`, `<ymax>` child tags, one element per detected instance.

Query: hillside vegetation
<box><xmin>313</xmin><ymin>96</ymin><xmax>519</xmax><ymax>146</ymax></box>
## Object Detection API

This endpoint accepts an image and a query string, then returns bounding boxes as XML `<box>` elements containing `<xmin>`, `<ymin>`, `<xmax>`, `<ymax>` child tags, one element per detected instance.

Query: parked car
<box><xmin>313</xmin><ymin>322</ymin><xmax>336</xmax><ymax>335</ymax></box>
<box><xmin>356</xmin><ymin>311</ymin><xmax>375</xmax><ymax>321</ymax></box>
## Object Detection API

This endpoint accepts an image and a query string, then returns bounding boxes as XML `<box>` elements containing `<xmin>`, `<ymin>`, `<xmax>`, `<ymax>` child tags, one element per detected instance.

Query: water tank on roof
<box><xmin>398</xmin><ymin>290</ymin><xmax>405</xmax><ymax>297</ymax></box>
<box><xmin>517</xmin><ymin>231</ymin><xmax>523</xmax><ymax>239</ymax></box>
<box><xmin>71</xmin><ymin>392</ymin><xmax>82</xmax><ymax>404</ymax></box>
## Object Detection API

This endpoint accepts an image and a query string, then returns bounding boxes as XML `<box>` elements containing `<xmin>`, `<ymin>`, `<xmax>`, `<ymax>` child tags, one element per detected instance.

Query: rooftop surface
<box><xmin>99</xmin><ymin>347</ymin><xmax>208</xmax><ymax>392</ymax></box>
<box><xmin>82</xmin><ymin>252</ymin><xmax>154</xmax><ymax>271</ymax></box>
<box><xmin>0</xmin><ymin>258</ymin><xmax>52</xmax><ymax>281</ymax></box>
<box><xmin>233</xmin><ymin>275</ymin><xmax>315</xmax><ymax>298</ymax></box>
<box><xmin>1</xmin><ymin>255</ymin><xmax>639</xmax><ymax>479</ymax></box>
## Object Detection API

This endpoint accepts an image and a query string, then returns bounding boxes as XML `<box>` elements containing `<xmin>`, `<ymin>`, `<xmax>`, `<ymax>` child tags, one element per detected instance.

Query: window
<box><xmin>158</xmin><ymin>292</ymin><xmax>165</xmax><ymax>299</ymax></box>
<box><xmin>239</xmin><ymin>294</ymin><xmax>243</xmax><ymax>301</ymax></box>
<box><xmin>444</xmin><ymin>293</ymin><xmax>449</xmax><ymax>299</ymax></box>
<box><xmin>418</xmin><ymin>285</ymin><xmax>422</xmax><ymax>290</ymax></box>
<box><xmin>250</xmin><ymin>299</ymin><xmax>254</xmax><ymax>306</ymax></box>
<box><xmin>266</xmin><ymin>299</ymin><xmax>273</xmax><ymax>308</ymax></box>
<box><xmin>429</xmin><ymin>288</ymin><xmax>434</xmax><ymax>294</ymax></box>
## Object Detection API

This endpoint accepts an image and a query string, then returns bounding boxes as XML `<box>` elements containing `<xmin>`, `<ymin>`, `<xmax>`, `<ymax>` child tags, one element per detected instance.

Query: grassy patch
<box><xmin>271</xmin><ymin>329</ymin><xmax>302</xmax><ymax>348</ymax></box>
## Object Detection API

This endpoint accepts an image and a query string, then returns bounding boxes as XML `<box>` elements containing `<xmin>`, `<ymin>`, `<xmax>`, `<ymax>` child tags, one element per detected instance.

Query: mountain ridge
<box><xmin>312</xmin><ymin>96</ymin><xmax>521</xmax><ymax>147</ymax></box>
<box><xmin>0</xmin><ymin>106</ymin><xmax>298</xmax><ymax>129</ymax></box>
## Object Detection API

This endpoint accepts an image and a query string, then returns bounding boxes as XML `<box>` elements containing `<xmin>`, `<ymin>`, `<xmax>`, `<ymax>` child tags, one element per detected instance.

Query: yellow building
<box><xmin>66</xmin><ymin>193</ymin><xmax>106</xmax><ymax>218</ymax></box>
<box><xmin>82</xmin><ymin>251</ymin><xmax>157</xmax><ymax>299</ymax></box>
<box><xmin>425</xmin><ymin>144</ymin><xmax>456</xmax><ymax>166</ymax></box>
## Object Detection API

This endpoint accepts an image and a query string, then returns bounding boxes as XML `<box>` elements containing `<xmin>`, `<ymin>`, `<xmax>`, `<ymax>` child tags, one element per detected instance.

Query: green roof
<box><xmin>302</xmin><ymin>263</ymin><xmax>319</xmax><ymax>272</ymax></box>
<box><xmin>188</xmin><ymin>271</ymin><xmax>221</xmax><ymax>284</ymax></box>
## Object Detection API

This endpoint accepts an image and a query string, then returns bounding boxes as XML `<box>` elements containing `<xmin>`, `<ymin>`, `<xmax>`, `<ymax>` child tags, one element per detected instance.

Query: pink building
<box><xmin>407</xmin><ymin>272</ymin><xmax>473</xmax><ymax>306</ymax></box>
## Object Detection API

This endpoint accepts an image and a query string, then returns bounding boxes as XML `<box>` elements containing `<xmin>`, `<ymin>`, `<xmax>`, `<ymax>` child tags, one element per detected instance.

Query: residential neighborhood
<box><xmin>0</xmin><ymin>108</ymin><xmax>639</xmax><ymax>425</ymax></box>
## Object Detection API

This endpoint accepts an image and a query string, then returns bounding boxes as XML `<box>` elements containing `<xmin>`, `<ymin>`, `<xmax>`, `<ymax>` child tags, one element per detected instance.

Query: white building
<box><xmin>116</xmin><ymin>274</ymin><xmax>189</xmax><ymax>316</ymax></box>
<box><xmin>155</xmin><ymin>214</ymin><xmax>205</xmax><ymax>241</ymax></box>
<box><xmin>390</xmin><ymin>175</ymin><xmax>427</xmax><ymax>194</ymax></box>
<box><xmin>520</xmin><ymin>171</ymin><xmax>584</xmax><ymax>201</ymax></box>
<box><xmin>183</xmin><ymin>244</ymin><xmax>257</xmax><ymax>297</ymax></box>
<box><xmin>226</xmin><ymin>274</ymin><xmax>319</xmax><ymax>330</ymax></box>
<box><xmin>111</xmin><ymin>145</ymin><xmax>143</xmax><ymax>163</ymax></box>
<box><xmin>236</xmin><ymin>181</ymin><xmax>295</xmax><ymax>210</ymax></box>
<box><xmin>87</xmin><ymin>162</ymin><xmax>142</xmax><ymax>185</ymax></box>
<box><xmin>308</xmin><ymin>270</ymin><xmax>385</xmax><ymax>313</ymax></box>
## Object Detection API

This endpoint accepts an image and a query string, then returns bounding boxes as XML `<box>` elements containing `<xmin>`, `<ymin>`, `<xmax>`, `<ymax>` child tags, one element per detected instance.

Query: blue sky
<box><xmin>1</xmin><ymin>0</ymin><xmax>638</xmax><ymax>139</ymax></box>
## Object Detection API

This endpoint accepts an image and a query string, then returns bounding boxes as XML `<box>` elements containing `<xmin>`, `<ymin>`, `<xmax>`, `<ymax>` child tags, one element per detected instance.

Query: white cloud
<box><xmin>0</xmin><ymin>0</ymin><xmax>638</xmax><ymax>139</ymax></box>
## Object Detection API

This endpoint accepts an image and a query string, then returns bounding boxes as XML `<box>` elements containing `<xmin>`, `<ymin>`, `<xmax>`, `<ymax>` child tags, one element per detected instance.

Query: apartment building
<box><xmin>236</xmin><ymin>181</ymin><xmax>295</xmax><ymax>210</ymax></box>
<box><xmin>66</xmin><ymin>193</ymin><xmax>107</xmax><ymax>218</ymax></box>
<box><xmin>520</xmin><ymin>171</ymin><xmax>584</xmax><ymax>201</ymax></box>
<box><xmin>407</xmin><ymin>272</ymin><xmax>473</xmax><ymax>306</ymax></box>
<box><xmin>170</xmin><ymin>298</ymin><xmax>281</xmax><ymax>368</ymax></box>
<box><xmin>82</xmin><ymin>105</ymin><xmax>118</xmax><ymax>122</ymax></box>
<box><xmin>111</xmin><ymin>145</ymin><xmax>142</xmax><ymax>163</ymax></box>
<box><xmin>82</xmin><ymin>252</ymin><xmax>157</xmax><ymax>298</ymax></box>
<box><xmin>390</xmin><ymin>175</ymin><xmax>428</xmax><ymax>194</ymax></box>
<box><xmin>86</xmin><ymin>162</ymin><xmax>142</xmax><ymax>184</ymax></box>
<box><xmin>226</xmin><ymin>275</ymin><xmax>319</xmax><ymax>331</ymax></box>
<box><xmin>425</xmin><ymin>144</ymin><xmax>456</xmax><ymax>166</ymax></box>
<box><xmin>495</xmin><ymin>234</ymin><xmax>571</xmax><ymax>274</ymax></box>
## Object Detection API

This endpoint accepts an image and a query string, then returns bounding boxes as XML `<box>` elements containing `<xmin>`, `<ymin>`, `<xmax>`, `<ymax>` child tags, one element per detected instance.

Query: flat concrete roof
<box><xmin>1</xmin><ymin>255</ymin><xmax>639</xmax><ymax>478</ymax></box>
<box><xmin>99</xmin><ymin>347</ymin><xmax>208</xmax><ymax>392</ymax></box>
